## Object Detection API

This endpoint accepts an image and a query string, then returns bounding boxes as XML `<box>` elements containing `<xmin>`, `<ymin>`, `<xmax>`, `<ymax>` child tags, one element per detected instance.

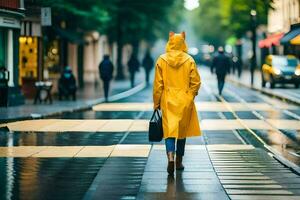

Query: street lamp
<box><xmin>250</xmin><ymin>9</ymin><xmax>257</xmax><ymax>86</ymax></box>
<box><xmin>184</xmin><ymin>0</ymin><xmax>199</xmax><ymax>11</ymax></box>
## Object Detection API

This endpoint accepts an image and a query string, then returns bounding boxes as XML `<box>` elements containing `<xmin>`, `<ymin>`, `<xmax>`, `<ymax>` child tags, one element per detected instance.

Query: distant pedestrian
<box><xmin>232</xmin><ymin>56</ymin><xmax>242</xmax><ymax>78</ymax></box>
<box><xmin>153</xmin><ymin>31</ymin><xmax>201</xmax><ymax>176</ymax></box>
<box><xmin>99</xmin><ymin>55</ymin><xmax>114</xmax><ymax>102</ymax></box>
<box><xmin>58</xmin><ymin>66</ymin><xmax>77</xmax><ymax>100</ymax></box>
<box><xmin>128</xmin><ymin>53</ymin><xmax>140</xmax><ymax>88</ymax></box>
<box><xmin>211</xmin><ymin>46</ymin><xmax>231</xmax><ymax>95</ymax></box>
<box><xmin>142</xmin><ymin>51</ymin><xmax>154</xmax><ymax>84</ymax></box>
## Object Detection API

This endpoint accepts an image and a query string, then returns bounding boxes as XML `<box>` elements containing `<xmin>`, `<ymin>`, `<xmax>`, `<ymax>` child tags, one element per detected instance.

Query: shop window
<box><xmin>44</xmin><ymin>40</ymin><xmax>60</xmax><ymax>78</ymax></box>
<box><xmin>18</xmin><ymin>36</ymin><xmax>38</xmax><ymax>84</ymax></box>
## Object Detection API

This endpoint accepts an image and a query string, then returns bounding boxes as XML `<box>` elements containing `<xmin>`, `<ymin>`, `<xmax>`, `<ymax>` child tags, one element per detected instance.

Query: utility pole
<box><xmin>250</xmin><ymin>6</ymin><xmax>257</xmax><ymax>86</ymax></box>
<box><xmin>115</xmin><ymin>0</ymin><xmax>125</xmax><ymax>80</ymax></box>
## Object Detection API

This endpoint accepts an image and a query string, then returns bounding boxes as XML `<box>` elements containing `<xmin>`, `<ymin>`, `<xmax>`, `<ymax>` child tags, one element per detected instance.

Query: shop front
<box><xmin>280</xmin><ymin>24</ymin><xmax>300</xmax><ymax>58</ymax></box>
<box><xmin>18</xmin><ymin>36</ymin><xmax>40</xmax><ymax>98</ymax></box>
<box><xmin>0</xmin><ymin>2</ymin><xmax>25</xmax><ymax>106</ymax></box>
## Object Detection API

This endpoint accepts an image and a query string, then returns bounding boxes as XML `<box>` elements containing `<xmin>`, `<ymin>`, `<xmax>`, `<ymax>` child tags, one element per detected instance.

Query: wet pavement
<box><xmin>0</xmin><ymin>66</ymin><xmax>300</xmax><ymax>199</ymax></box>
<box><xmin>228</xmin><ymin>69</ymin><xmax>300</xmax><ymax>105</ymax></box>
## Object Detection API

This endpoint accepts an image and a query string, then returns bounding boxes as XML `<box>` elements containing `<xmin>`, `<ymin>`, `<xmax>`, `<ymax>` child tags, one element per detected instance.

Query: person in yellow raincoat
<box><xmin>153</xmin><ymin>31</ymin><xmax>201</xmax><ymax>175</ymax></box>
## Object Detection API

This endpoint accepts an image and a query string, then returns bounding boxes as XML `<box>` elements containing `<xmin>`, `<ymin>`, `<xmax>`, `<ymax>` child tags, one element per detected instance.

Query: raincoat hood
<box><xmin>161</xmin><ymin>32</ymin><xmax>190</xmax><ymax>68</ymax></box>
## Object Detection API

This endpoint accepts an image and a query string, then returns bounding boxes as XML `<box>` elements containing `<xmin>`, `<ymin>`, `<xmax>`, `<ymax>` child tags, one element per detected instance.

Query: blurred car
<box><xmin>262</xmin><ymin>55</ymin><xmax>300</xmax><ymax>88</ymax></box>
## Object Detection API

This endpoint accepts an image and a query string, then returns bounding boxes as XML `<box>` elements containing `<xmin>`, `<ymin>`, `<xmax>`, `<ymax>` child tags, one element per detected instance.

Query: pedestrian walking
<box><xmin>142</xmin><ymin>50</ymin><xmax>154</xmax><ymax>84</ymax></box>
<box><xmin>153</xmin><ymin>31</ymin><xmax>201</xmax><ymax>175</ymax></box>
<box><xmin>128</xmin><ymin>53</ymin><xmax>140</xmax><ymax>88</ymax></box>
<box><xmin>233</xmin><ymin>56</ymin><xmax>242</xmax><ymax>78</ymax></box>
<box><xmin>210</xmin><ymin>46</ymin><xmax>231</xmax><ymax>95</ymax></box>
<box><xmin>99</xmin><ymin>55</ymin><xmax>114</xmax><ymax>102</ymax></box>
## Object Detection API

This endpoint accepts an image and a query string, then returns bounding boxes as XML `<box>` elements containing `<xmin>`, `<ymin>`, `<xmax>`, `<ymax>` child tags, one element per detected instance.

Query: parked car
<box><xmin>262</xmin><ymin>55</ymin><xmax>300</xmax><ymax>88</ymax></box>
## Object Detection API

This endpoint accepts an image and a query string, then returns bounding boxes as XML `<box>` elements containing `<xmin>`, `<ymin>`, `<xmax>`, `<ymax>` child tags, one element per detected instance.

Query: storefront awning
<box><xmin>280</xmin><ymin>27</ymin><xmax>300</xmax><ymax>45</ymax></box>
<box><xmin>258</xmin><ymin>33</ymin><xmax>284</xmax><ymax>48</ymax></box>
<box><xmin>290</xmin><ymin>35</ymin><xmax>300</xmax><ymax>45</ymax></box>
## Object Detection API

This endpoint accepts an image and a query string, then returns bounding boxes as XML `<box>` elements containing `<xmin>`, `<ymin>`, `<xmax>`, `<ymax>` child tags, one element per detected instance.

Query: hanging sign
<box><xmin>41</xmin><ymin>7</ymin><xmax>52</xmax><ymax>26</ymax></box>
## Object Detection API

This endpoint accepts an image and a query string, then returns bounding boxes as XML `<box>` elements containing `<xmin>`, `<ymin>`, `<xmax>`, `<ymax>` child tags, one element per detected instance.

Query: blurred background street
<box><xmin>0</xmin><ymin>0</ymin><xmax>300</xmax><ymax>199</ymax></box>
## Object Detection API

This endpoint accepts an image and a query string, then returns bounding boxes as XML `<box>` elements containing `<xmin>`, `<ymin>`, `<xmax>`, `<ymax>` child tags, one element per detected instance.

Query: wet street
<box><xmin>0</xmin><ymin>67</ymin><xmax>300</xmax><ymax>200</ymax></box>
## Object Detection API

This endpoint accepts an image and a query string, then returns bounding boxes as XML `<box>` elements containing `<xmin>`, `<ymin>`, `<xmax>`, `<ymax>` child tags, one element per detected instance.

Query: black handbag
<box><xmin>148</xmin><ymin>109</ymin><xmax>163</xmax><ymax>142</ymax></box>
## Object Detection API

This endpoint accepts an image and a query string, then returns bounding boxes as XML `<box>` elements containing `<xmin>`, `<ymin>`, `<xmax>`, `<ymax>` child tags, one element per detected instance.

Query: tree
<box><xmin>191</xmin><ymin>0</ymin><xmax>229</xmax><ymax>47</ymax></box>
<box><xmin>226</xmin><ymin>0</ymin><xmax>273</xmax><ymax>38</ymax></box>
<box><xmin>103</xmin><ymin>0</ymin><xmax>183</xmax><ymax>79</ymax></box>
<box><xmin>191</xmin><ymin>0</ymin><xmax>273</xmax><ymax>45</ymax></box>
<box><xmin>38</xmin><ymin>0</ymin><xmax>111</xmax><ymax>33</ymax></box>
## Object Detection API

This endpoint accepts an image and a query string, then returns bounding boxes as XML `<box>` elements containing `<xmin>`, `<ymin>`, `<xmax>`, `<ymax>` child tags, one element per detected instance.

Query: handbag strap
<box><xmin>151</xmin><ymin>109</ymin><xmax>161</xmax><ymax>121</ymax></box>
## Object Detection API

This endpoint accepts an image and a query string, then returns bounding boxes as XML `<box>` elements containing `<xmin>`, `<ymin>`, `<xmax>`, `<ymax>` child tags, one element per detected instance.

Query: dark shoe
<box><xmin>167</xmin><ymin>152</ymin><xmax>175</xmax><ymax>175</ymax></box>
<box><xmin>167</xmin><ymin>161</ymin><xmax>175</xmax><ymax>175</ymax></box>
<box><xmin>176</xmin><ymin>156</ymin><xmax>185</xmax><ymax>170</ymax></box>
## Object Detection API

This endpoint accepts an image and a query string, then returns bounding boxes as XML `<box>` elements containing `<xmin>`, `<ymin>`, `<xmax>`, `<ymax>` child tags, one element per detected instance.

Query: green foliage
<box><xmin>192</xmin><ymin>0</ymin><xmax>273</xmax><ymax>45</ymax></box>
<box><xmin>227</xmin><ymin>0</ymin><xmax>273</xmax><ymax>38</ymax></box>
<box><xmin>38</xmin><ymin>0</ymin><xmax>111</xmax><ymax>32</ymax></box>
<box><xmin>191</xmin><ymin>0</ymin><xmax>229</xmax><ymax>46</ymax></box>
<box><xmin>103</xmin><ymin>0</ymin><xmax>183</xmax><ymax>44</ymax></box>
<box><xmin>36</xmin><ymin>0</ymin><xmax>183</xmax><ymax>45</ymax></box>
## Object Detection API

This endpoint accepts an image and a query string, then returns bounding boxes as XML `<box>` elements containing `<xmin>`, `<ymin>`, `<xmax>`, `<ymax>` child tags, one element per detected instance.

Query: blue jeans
<box><xmin>165</xmin><ymin>138</ymin><xmax>186</xmax><ymax>156</ymax></box>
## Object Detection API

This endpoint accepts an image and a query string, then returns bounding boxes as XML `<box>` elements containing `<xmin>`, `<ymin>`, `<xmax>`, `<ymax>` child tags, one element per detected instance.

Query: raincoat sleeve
<box><xmin>189</xmin><ymin>61</ymin><xmax>201</xmax><ymax>96</ymax></box>
<box><xmin>153</xmin><ymin>58</ymin><xmax>164</xmax><ymax>110</ymax></box>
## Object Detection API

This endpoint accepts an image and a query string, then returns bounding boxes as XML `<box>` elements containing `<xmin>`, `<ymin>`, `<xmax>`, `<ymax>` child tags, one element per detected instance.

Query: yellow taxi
<box><xmin>262</xmin><ymin>55</ymin><xmax>300</xmax><ymax>88</ymax></box>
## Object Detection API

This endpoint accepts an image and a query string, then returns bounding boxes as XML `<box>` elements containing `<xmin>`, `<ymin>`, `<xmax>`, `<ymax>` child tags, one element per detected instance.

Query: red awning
<box><xmin>259</xmin><ymin>33</ymin><xmax>284</xmax><ymax>48</ymax></box>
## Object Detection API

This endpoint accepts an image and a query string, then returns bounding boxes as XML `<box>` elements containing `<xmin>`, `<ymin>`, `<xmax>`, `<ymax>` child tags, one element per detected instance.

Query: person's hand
<box><xmin>154</xmin><ymin>105</ymin><xmax>160</xmax><ymax>110</ymax></box>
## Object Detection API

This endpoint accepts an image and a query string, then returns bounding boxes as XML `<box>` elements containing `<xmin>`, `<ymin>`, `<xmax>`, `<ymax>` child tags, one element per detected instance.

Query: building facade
<box><xmin>0</xmin><ymin>0</ymin><xmax>25</xmax><ymax>105</ymax></box>
<box><xmin>268</xmin><ymin>0</ymin><xmax>300</xmax><ymax>33</ymax></box>
<box><xmin>259</xmin><ymin>0</ymin><xmax>300</xmax><ymax>58</ymax></box>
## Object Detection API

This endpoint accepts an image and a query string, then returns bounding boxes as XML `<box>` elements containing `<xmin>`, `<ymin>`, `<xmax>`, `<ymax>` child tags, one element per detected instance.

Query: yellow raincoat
<box><xmin>153</xmin><ymin>32</ymin><xmax>201</xmax><ymax>139</ymax></box>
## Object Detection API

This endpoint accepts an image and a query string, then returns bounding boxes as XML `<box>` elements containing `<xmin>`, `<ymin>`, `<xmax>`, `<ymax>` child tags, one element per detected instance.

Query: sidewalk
<box><xmin>227</xmin><ymin>69</ymin><xmax>300</xmax><ymax>105</ymax></box>
<box><xmin>0</xmin><ymin>71</ymin><xmax>146</xmax><ymax>123</ymax></box>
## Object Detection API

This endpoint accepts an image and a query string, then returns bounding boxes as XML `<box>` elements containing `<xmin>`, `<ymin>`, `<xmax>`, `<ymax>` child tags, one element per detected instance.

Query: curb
<box><xmin>0</xmin><ymin>82</ymin><xmax>147</xmax><ymax>123</ymax></box>
<box><xmin>228</xmin><ymin>78</ymin><xmax>300</xmax><ymax>106</ymax></box>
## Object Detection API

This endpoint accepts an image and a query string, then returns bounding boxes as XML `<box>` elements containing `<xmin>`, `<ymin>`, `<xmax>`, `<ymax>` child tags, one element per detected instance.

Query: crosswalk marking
<box><xmin>4</xmin><ymin>119</ymin><xmax>299</xmax><ymax>132</ymax></box>
<box><xmin>227</xmin><ymin>189</ymin><xmax>293</xmax><ymax>195</ymax></box>
<box><xmin>110</xmin><ymin>145</ymin><xmax>151</xmax><ymax>157</ymax></box>
<box><xmin>267</xmin><ymin>119</ymin><xmax>300</xmax><ymax>130</ymax></box>
<box><xmin>69</xmin><ymin>120</ymin><xmax>108</xmax><ymax>132</ymax></box>
<box><xmin>224</xmin><ymin>185</ymin><xmax>283</xmax><ymax>189</ymax></box>
<box><xmin>0</xmin><ymin>146</ymin><xmax>48</xmax><ymax>157</ymax></box>
<box><xmin>92</xmin><ymin>102</ymin><xmax>295</xmax><ymax>112</ymax></box>
<box><xmin>39</xmin><ymin>120</ymin><xmax>84</xmax><ymax>132</ymax></box>
<box><xmin>0</xmin><ymin>145</ymin><xmax>152</xmax><ymax>158</ymax></box>
<box><xmin>229</xmin><ymin>196</ymin><xmax>300</xmax><ymax>200</ymax></box>
<box><xmin>99</xmin><ymin>119</ymin><xmax>133</xmax><ymax>132</ymax></box>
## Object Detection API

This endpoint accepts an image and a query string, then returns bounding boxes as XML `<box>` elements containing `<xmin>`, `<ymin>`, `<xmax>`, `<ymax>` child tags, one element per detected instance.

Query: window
<box><xmin>272</xmin><ymin>56</ymin><xmax>299</xmax><ymax>68</ymax></box>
